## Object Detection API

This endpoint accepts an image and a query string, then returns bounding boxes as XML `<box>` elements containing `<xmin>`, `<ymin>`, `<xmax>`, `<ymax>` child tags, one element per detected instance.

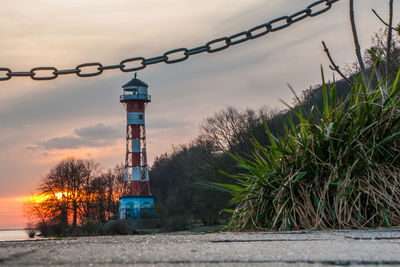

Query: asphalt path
<box><xmin>1</xmin><ymin>229</ymin><xmax>400</xmax><ymax>266</ymax></box>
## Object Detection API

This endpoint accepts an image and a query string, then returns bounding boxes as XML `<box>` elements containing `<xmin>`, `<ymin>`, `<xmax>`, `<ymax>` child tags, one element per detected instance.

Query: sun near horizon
<box><xmin>0</xmin><ymin>192</ymin><xmax>66</xmax><ymax>229</ymax></box>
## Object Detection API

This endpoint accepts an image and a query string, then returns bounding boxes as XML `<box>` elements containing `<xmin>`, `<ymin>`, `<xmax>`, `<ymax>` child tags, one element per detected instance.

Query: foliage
<box><xmin>103</xmin><ymin>219</ymin><xmax>131</xmax><ymax>235</ymax></box>
<box><xmin>149</xmin><ymin>108</ymin><xmax>269</xmax><ymax>228</ymax></box>
<box><xmin>80</xmin><ymin>218</ymin><xmax>104</xmax><ymax>235</ymax></box>
<box><xmin>164</xmin><ymin>214</ymin><xmax>194</xmax><ymax>231</ymax></box>
<box><xmin>345</xmin><ymin>28</ymin><xmax>400</xmax><ymax>87</ymax></box>
<box><xmin>24</xmin><ymin>158</ymin><xmax>124</xmax><ymax>236</ymax></box>
<box><xmin>148</xmin><ymin>79</ymin><xmax>353</xmax><ymax>230</ymax></box>
<box><xmin>33</xmin><ymin>218</ymin><xmax>134</xmax><ymax>237</ymax></box>
<box><xmin>24</xmin><ymin>223</ymin><xmax>37</xmax><ymax>238</ymax></box>
<box><xmin>221</xmin><ymin>70</ymin><xmax>400</xmax><ymax>230</ymax></box>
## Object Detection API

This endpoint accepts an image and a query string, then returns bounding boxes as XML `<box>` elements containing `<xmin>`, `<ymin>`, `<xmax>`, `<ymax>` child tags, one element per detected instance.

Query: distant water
<box><xmin>0</xmin><ymin>229</ymin><xmax>30</xmax><ymax>241</ymax></box>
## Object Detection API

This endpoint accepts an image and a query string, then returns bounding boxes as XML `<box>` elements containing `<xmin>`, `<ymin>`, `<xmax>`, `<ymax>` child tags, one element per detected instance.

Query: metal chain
<box><xmin>0</xmin><ymin>0</ymin><xmax>340</xmax><ymax>81</ymax></box>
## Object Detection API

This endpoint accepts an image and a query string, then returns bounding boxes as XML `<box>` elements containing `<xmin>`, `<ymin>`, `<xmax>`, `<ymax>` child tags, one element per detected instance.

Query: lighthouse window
<box><xmin>139</xmin><ymin>103</ymin><xmax>143</xmax><ymax>109</ymax></box>
<box><xmin>139</xmin><ymin>114</ymin><xmax>143</xmax><ymax>120</ymax></box>
<box><xmin>130</xmin><ymin>103</ymin><xmax>135</xmax><ymax>109</ymax></box>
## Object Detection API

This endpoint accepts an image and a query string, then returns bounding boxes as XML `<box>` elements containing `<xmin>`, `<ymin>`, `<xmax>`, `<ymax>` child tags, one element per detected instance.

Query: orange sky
<box><xmin>0</xmin><ymin>0</ymin><xmax>395</xmax><ymax>229</ymax></box>
<box><xmin>0</xmin><ymin>196</ymin><xmax>27</xmax><ymax>229</ymax></box>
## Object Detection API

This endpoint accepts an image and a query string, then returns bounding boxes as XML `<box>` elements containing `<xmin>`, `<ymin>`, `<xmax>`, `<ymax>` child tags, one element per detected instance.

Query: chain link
<box><xmin>31</xmin><ymin>67</ymin><xmax>58</xmax><ymax>80</ymax></box>
<box><xmin>120</xmin><ymin>57</ymin><xmax>146</xmax><ymax>72</ymax></box>
<box><xmin>76</xmin><ymin>63</ymin><xmax>103</xmax><ymax>77</ymax></box>
<box><xmin>0</xmin><ymin>68</ymin><xmax>11</xmax><ymax>81</ymax></box>
<box><xmin>0</xmin><ymin>0</ymin><xmax>340</xmax><ymax>81</ymax></box>
<box><xmin>164</xmin><ymin>48</ymin><xmax>188</xmax><ymax>64</ymax></box>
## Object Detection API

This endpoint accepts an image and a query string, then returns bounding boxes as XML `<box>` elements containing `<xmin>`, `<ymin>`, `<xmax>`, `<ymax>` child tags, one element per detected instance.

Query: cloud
<box><xmin>73</xmin><ymin>123</ymin><xmax>121</xmax><ymax>140</ymax></box>
<box><xmin>30</xmin><ymin>123</ymin><xmax>123</xmax><ymax>150</ymax></box>
<box><xmin>147</xmin><ymin>118</ymin><xmax>192</xmax><ymax>129</ymax></box>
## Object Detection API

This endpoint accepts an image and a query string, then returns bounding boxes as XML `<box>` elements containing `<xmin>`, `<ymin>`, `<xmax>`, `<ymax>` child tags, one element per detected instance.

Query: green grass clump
<box><xmin>220</xmin><ymin>71</ymin><xmax>400</xmax><ymax>231</ymax></box>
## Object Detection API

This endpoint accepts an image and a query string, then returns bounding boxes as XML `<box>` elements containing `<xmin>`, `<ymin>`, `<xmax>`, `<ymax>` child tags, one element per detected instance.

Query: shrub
<box><xmin>79</xmin><ymin>219</ymin><xmax>104</xmax><ymax>235</ymax></box>
<box><xmin>220</xmin><ymin>71</ymin><xmax>400</xmax><ymax>231</ymax></box>
<box><xmin>104</xmin><ymin>219</ymin><xmax>131</xmax><ymax>235</ymax></box>
<box><xmin>24</xmin><ymin>223</ymin><xmax>37</xmax><ymax>238</ymax></box>
<box><xmin>165</xmin><ymin>214</ymin><xmax>194</xmax><ymax>231</ymax></box>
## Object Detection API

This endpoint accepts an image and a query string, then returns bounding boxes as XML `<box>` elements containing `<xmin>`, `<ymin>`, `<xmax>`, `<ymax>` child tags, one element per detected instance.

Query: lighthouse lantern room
<box><xmin>118</xmin><ymin>74</ymin><xmax>155</xmax><ymax>220</ymax></box>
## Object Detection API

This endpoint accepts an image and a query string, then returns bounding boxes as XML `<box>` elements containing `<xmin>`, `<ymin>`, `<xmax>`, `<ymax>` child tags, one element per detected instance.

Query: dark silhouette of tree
<box><xmin>36</xmin><ymin>158</ymin><xmax>97</xmax><ymax>227</ymax></box>
<box><xmin>25</xmin><ymin>158</ymin><xmax>124</xmax><ymax>234</ymax></box>
<box><xmin>87</xmin><ymin>165</ymin><xmax>124</xmax><ymax>223</ymax></box>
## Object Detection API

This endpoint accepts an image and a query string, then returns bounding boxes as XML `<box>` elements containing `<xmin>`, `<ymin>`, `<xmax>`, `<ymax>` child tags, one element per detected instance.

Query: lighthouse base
<box><xmin>118</xmin><ymin>196</ymin><xmax>155</xmax><ymax>220</ymax></box>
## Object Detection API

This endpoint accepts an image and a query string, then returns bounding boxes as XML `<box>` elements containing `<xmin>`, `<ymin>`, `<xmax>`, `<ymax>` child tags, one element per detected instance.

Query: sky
<box><xmin>0</xmin><ymin>0</ymin><xmax>396</xmax><ymax>229</ymax></box>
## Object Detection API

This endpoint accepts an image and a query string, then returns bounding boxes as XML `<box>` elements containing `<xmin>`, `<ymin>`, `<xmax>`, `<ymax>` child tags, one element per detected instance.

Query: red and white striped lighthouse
<box><xmin>118</xmin><ymin>74</ymin><xmax>154</xmax><ymax>220</ymax></box>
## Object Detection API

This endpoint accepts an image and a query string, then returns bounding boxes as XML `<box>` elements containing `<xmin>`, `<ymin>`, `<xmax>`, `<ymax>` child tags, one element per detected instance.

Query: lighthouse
<box><xmin>118</xmin><ymin>74</ymin><xmax>155</xmax><ymax>220</ymax></box>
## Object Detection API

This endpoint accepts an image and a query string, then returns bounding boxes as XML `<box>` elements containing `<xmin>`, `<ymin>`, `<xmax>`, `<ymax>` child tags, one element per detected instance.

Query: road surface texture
<box><xmin>1</xmin><ymin>229</ymin><xmax>400</xmax><ymax>266</ymax></box>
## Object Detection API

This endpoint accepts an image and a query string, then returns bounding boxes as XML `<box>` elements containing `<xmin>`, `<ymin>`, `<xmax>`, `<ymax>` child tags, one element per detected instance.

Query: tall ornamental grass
<box><xmin>220</xmin><ymin>71</ymin><xmax>400</xmax><ymax>230</ymax></box>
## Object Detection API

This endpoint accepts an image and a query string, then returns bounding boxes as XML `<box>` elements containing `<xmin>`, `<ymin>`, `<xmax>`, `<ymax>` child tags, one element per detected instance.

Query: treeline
<box><xmin>25</xmin><ymin>158</ymin><xmax>124</xmax><ymax>236</ymax></box>
<box><xmin>149</xmin><ymin>80</ymin><xmax>352</xmax><ymax>230</ymax></box>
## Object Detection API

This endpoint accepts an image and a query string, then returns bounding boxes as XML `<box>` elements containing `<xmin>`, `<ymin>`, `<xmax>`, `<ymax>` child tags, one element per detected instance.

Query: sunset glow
<box><xmin>29</xmin><ymin>194</ymin><xmax>48</xmax><ymax>203</ymax></box>
<box><xmin>24</xmin><ymin>192</ymin><xmax>65</xmax><ymax>204</ymax></box>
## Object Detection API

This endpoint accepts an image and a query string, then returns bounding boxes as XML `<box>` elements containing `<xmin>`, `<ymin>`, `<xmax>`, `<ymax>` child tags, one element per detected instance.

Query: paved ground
<box><xmin>1</xmin><ymin>229</ymin><xmax>400</xmax><ymax>266</ymax></box>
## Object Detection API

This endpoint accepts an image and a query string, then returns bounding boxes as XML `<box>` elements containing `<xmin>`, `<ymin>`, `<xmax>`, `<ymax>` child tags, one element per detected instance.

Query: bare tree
<box><xmin>323</xmin><ymin>1</ymin><xmax>398</xmax><ymax>92</ymax></box>
<box><xmin>350</xmin><ymin>0</ymin><xmax>370</xmax><ymax>88</ymax></box>
<box><xmin>37</xmin><ymin>158</ymin><xmax>98</xmax><ymax>227</ymax></box>
<box><xmin>200</xmin><ymin>107</ymin><xmax>262</xmax><ymax>154</ymax></box>
<box><xmin>386</xmin><ymin>0</ymin><xmax>394</xmax><ymax>74</ymax></box>
<box><xmin>200</xmin><ymin>107</ymin><xmax>245</xmax><ymax>152</ymax></box>
<box><xmin>372</xmin><ymin>1</ymin><xmax>396</xmax><ymax>77</ymax></box>
<box><xmin>321</xmin><ymin>41</ymin><xmax>353</xmax><ymax>86</ymax></box>
<box><xmin>86</xmin><ymin>166</ymin><xmax>123</xmax><ymax>223</ymax></box>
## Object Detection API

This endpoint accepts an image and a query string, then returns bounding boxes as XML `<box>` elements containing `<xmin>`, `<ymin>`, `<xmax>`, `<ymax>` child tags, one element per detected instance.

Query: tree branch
<box><xmin>322</xmin><ymin>41</ymin><xmax>353</xmax><ymax>86</ymax></box>
<box><xmin>350</xmin><ymin>0</ymin><xmax>370</xmax><ymax>88</ymax></box>
<box><xmin>372</xmin><ymin>9</ymin><xmax>397</xmax><ymax>31</ymax></box>
<box><xmin>386</xmin><ymin>0</ymin><xmax>394</xmax><ymax>74</ymax></box>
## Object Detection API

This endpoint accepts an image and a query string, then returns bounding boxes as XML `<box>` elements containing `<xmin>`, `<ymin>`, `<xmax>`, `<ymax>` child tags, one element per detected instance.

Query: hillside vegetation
<box><xmin>150</xmin><ymin>29</ymin><xmax>400</xmax><ymax>230</ymax></box>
